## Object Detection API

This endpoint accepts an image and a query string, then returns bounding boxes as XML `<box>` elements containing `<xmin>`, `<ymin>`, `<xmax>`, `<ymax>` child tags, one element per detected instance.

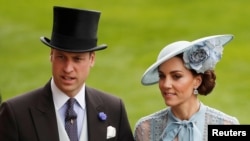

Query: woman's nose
<box><xmin>162</xmin><ymin>77</ymin><xmax>172</xmax><ymax>88</ymax></box>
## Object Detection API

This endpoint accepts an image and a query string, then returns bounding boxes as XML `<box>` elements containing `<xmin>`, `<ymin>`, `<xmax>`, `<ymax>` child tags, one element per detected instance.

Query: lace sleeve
<box><xmin>134</xmin><ymin>108</ymin><xmax>169</xmax><ymax>141</ymax></box>
<box><xmin>134</xmin><ymin>119</ymin><xmax>151</xmax><ymax>141</ymax></box>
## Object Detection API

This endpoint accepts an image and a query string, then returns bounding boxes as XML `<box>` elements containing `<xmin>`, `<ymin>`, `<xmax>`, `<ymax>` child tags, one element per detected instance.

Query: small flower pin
<box><xmin>98</xmin><ymin>112</ymin><xmax>107</xmax><ymax>121</ymax></box>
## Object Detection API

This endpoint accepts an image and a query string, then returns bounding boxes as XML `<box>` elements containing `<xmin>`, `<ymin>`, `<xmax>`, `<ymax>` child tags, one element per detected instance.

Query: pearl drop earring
<box><xmin>193</xmin><ymin>88</ymin><xmax>198</xmax><ymax>95</ymax></box>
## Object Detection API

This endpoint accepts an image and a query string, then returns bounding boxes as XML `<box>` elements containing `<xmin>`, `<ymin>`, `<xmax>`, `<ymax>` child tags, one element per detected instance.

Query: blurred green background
<box><xmin>1</xmin><ymin>0</ymin><xmax>250</xmax><ymax>130</ymax></box>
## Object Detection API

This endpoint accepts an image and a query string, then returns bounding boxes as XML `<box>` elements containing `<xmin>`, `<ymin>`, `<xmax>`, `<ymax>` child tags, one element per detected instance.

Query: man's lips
<box><xmin>62</xmin><ymin>76</ymin><xmax>74</xmax><ymax>80</ymax></box>
<box><xmin>61</xmin><ymin>76</ymin><xmax>76</xmax><ymax>83</ymax></box>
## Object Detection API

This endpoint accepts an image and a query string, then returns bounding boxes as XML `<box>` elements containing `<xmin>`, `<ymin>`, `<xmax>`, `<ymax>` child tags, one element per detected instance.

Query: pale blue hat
<box><xmin>141</xmin><ymin>34</ymin><xmax>234</xmax><ymax>85</ymax></box>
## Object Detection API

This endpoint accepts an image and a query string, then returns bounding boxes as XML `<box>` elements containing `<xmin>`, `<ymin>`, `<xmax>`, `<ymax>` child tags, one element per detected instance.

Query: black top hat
<box><xmin>40</xmin><ymin>6</ymin><xmax>107</xmax><ymax>52</ymax></box>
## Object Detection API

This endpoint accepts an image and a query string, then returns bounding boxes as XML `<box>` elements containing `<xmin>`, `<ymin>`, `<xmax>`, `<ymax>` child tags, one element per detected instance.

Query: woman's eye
<box><xmin>173</xmin><ymin>75</ymin><xmax>181</xmax><ymax>79</ymax></box>
<box><xmin>158</xmin><ymin>74</ymin><xmax>165</xmax><ymax>79</ymax></box>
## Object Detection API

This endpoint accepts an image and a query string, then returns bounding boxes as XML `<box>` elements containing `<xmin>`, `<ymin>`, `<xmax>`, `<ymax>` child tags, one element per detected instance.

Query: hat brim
<box><xmin>141</xmin><ymin>34</ymin><xmax>234</xmax><ymax>85</ymax></box>
<box><xmin>40</xmin><ymin>36</ymin><xmax>107</xmax><ymax>52</ymax></box>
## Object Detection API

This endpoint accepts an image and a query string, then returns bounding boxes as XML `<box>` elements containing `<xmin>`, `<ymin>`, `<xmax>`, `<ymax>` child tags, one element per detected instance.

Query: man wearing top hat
<box><xmin>0</xmin><ymin>6</ymin><xmax>134</xmax><ymax>141</ymax></box>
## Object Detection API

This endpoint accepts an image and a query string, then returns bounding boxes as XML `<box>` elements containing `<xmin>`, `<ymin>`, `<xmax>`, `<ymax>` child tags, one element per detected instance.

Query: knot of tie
<box><xmin>179</xmin><ymin>120</ymin><xmax>194</xmax><ymax>128</ymax></box>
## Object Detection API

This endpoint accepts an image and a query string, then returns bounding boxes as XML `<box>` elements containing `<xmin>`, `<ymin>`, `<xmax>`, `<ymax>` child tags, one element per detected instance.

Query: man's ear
<box><xmin>50</xmin><ymin>49</ymin><xmax>53</xmax><ymax>61</ymax></box>
<box><xmin>90</xmin><ymin>52</ymin><xmax>95</xmax><ymax>67</ymax></box>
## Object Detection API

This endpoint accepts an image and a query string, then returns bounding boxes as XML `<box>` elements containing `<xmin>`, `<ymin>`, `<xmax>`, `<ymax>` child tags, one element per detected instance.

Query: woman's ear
<box><xmin>194</xmin><ymin>75</ymin><xmax>202</xmax><ymax>88</ymax></box>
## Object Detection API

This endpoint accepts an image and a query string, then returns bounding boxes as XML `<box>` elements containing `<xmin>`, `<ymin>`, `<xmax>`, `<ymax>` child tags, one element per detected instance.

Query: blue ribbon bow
<box><xmin>160</xmin><ymin>120</ymin><xmax>202</xmax><ymax>141</ymax></box>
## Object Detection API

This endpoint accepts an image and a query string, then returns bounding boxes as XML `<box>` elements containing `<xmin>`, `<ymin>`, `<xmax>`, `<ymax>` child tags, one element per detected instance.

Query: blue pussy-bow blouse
<box><xmin>160</xmin><ymin>103</ymin><xmax>206</xmax><ymax>141</ymax></box>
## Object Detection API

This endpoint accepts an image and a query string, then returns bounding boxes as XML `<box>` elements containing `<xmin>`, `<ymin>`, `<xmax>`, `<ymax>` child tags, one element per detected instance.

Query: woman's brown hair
<box><xmin>177</xmin><ymin>54</ymin><xmax>216</xmax><ymax>95</ymax></box>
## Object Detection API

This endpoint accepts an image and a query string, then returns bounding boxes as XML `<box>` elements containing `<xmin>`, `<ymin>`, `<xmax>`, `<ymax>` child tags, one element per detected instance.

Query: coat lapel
<box><xmin>29</xmin><ymin>83</ymin><xmax>109</xmax><ymax>141</ymax></box>
<box><xmin>30</xmin><ymin>82</ymin><xmax>60</xmax><ymax>141</ymax></box>
<box><xmin>85</xmin><ymin>87</ymin><xmax>108</xmax><ymax>141</ymax></box>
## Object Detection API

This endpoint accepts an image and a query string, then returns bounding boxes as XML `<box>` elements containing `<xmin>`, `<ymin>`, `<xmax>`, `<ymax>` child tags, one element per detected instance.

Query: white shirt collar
<box><xmin>51</xmin><ymin>78</ymin><xmax>86</xmax><ymax>111</ymax></box>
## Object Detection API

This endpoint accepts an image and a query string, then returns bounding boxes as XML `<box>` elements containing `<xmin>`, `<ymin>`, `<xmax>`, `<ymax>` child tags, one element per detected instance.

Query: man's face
<box><xmin>50</xmin><ymin>49</ymin><xmax>95</xmax><ymax>97</ymax></box>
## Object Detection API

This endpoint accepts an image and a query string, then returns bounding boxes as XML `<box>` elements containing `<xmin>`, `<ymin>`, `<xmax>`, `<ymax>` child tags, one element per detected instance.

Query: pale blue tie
<box><xmin>65</xmin><ymin>98</ymin><xmax>78</xmax><ymax>141</ymax></box>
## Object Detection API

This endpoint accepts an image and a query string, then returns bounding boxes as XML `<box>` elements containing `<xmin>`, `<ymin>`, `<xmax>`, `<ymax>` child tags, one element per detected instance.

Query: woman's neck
<box><xmin>171</xmin><ymin>99</ymin><xmax>200</xmax><ymax>120</ymax></box>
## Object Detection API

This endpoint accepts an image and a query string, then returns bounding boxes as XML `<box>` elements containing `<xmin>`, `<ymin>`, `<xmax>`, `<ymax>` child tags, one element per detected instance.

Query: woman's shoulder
<box><xmin>134</xmin><ymin>108</ymin><xmax>169</xmax><ymax>141</ymax></box>
<box><xmin>204</xmin><ymin>105</ymin><xmax>239</xmax><ymax>124</ymax></box>
<box><xmin>134</xmin><ymin>107</ymin><xmax>169</xmax><ymax>132</ymax></box>
<box><xmin>135</xmin><ymin>108</ymin><xmax>169</xmax><ymax>124</ymax></box>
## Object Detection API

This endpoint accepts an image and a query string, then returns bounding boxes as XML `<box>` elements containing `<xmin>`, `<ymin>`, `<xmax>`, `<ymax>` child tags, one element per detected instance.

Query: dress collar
<box><xmin>51</xmin><ymin>78</ymin><xmax>86</xmax><ymax>111</ymax></box>
<box><xmin>160</xmin><ymin>102</ymin><xmax>206</xmax><ymax>141</ymax></box>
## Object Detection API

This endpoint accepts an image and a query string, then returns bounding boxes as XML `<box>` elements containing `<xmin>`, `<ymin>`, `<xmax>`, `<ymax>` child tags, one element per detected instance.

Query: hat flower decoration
<box><xmin>183</xmin><ymin>39</ymin><xmax>224</xmax><ymax>73</ymax></box>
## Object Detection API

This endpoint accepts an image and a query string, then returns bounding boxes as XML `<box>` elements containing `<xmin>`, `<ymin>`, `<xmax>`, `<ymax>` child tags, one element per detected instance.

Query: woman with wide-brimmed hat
<box><xmin>134</xmin><ymin>34</ymin><xmax>239</xmax><ymax>141</ymax></box>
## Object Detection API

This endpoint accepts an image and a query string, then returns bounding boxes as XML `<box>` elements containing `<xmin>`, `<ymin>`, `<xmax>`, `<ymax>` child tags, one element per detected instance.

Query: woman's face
<box><xmin>158</xmin><ymin>56</ymin><xmax>201</xmax><ymax>107</ymax></box>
